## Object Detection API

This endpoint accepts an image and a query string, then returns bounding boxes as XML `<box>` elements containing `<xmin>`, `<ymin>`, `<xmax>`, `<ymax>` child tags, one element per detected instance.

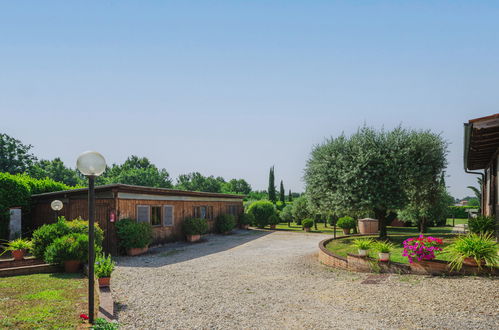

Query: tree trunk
<box><xmin>314</xmin><ymin>219</ymin><xmax>318</xmax><ymax>230</ymax></box>
<box><xmin>288</xmin><ymin>220</ymin><xmax>291</xmax><ymax>227</ymax></box>
<box><xmin>375</xmin><ymin>209</ymin><xmax>388</xmax><ymax>239</ymax></box>
<box><xmin>418</xmin><ymin>217</ymin><xmax>427</xmax><ymax>233</ymax></box>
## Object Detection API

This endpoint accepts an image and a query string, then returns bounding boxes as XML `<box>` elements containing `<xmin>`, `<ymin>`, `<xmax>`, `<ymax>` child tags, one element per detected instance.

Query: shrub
<box><xmin>291</xmin><ymin>196</ymin><xmax>311</xmax><ymax>223</ymax></box>
<box><xmin>238</xmin><ymin>213</ymin><xmax>255</xmax><ymax>226</ymax></box>
<box><xmin>446</xmin><ymin>232</ymin><xmax>499</xmax><ymax>270</ymax></box>
<box><xmin>31</xmin><ymin>217</ymin><xmax>104</xmax><ymax>260</ymax></box>
<box><xmin>352</xmin><ymin>238</ymin><xmax>373</xmax><ymax>250</ymax></box>
<box><xmin>181</xmin><ymin>218</ymin><xmax>209</xmax><ymax>236</ymax></box>
<box><xmin>215</xmin><ymin>214</ymin><xmax>236</xmax><ymax>233</ymax></box>
<box><xmin>279</xmin><ymin>205</ymin><xmax>294</xmax><ymax>224</ymax></box>
<box><xmin>115</xmin><ymin>219</ymin><xmax>153</xmax><ymax>249</ymax></box>
<box><xmin>302</xmin><ymin>219</ymin><xmax>314</xmax><ymax>229</ymax></box>
<box><xmin>268</xmin><ymin>214</ymin><xmax>280</xmax><ymax>226</ymax></box>
<box><xmin>336</xmin><ymin>216</ymin><xmax>356</xmax><ymax>229</ymax></box>
<box><xmin>246</xmin><ymin>200</ymin><xmax>276</xmax><ymax>228</ymax></box>
<box><xmin>93</xmin><ymin>318</ymin><xmax>120</xmax><ymax>330</ymax></box>
<box><xmin>447</xmin><ymin>206</ymin><xmax>477</xmax><ymax>219</ymax></box>
<box><xmin>44</xmin><ymin>233</ymin><xmax>97</xmax><ymax>264</ymax></box>
<box><xmin>327</xmin><ymin>215</ymin><xmax>337</xmax><ymax>226</ymax></box>
<box><xmin>468</xmin><ymin>216</ymin><xmax>495</xmax><ymax>234</ymax></box>
<box><xmin>95</xmin><ymin>253</ymin><xmax>116</xmax><ymax>278</ymax></box>
<box><xmin>3</xmin><ymin>238</ymin><xmax>32</xmax><ymax>251</ymax></box>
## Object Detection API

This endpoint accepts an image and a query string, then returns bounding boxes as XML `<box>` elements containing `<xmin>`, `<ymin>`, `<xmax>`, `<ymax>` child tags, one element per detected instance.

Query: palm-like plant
<box><xmin>446</xmin><ymin>233</ymin><xmax>498</xmax><ymax>270</ymax></box>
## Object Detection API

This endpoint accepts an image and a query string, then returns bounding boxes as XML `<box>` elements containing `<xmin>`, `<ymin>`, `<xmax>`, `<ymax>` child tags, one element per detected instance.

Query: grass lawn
<box><xmin>275</xmin><ymin>222</ymin><xmax>344</xmax><ymax>234</ymax></box>
<box><xmin>325</xmin><ymin>233</ymin><xmax>457</xmax><ymax>264</ymax></box>
<box><xmin>0</xmin><ymin>273</ymin><xmax>93</xmax><ymax>329</ymax></box>
<box><xmin>446</xmin><ymin>218</ymin><xmax>468</xmax><ymax>226</ymax></box>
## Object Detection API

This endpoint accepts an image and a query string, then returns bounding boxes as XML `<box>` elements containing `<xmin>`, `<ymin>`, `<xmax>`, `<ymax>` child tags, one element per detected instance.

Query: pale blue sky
<box><xmin>1</xmin><ymin>1</ymin><xmax>498</xmax><ymax>198</ymax></box>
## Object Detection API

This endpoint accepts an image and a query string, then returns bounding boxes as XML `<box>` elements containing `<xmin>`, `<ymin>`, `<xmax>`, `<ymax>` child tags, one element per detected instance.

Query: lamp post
<box><xmin>76</xmin><ymin>151</ymin><xmax>106</xmax><ymax>324</ymax></box>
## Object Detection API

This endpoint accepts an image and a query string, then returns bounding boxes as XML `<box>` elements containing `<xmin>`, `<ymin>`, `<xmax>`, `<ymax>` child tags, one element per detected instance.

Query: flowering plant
<box><xmin>402</xmin><ymin>235</ymin><xmax>443</xmax><ymax>263</ymax></box>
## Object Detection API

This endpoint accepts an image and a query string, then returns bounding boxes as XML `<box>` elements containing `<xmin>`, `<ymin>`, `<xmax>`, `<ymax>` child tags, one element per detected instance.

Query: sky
<box><xmin>1</xmin><ymin>1</ymin><xmax>498</xmax><ymax>198</ymax></box>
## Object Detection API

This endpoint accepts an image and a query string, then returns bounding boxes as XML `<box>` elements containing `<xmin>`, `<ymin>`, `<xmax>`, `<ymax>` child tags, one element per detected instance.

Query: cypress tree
<box><xmin>268</xmin><ymin>166</ymin><xmax>276</xmax><ymax>203</ymax></box>
<box><xmin>288</xmin><ymin>189</ymin><xmax>293</xmax><ymax>202</ymax></box>
<box><xmin>279</xmin><ymin>180</ymin><xmax>285</xmax><ymax>203</ymax></box>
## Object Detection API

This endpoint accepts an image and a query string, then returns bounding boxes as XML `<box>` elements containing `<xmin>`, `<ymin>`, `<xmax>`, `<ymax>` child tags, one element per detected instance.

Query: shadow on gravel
<box><xmin>116</xmin><ymin>229</ymin><xmax>271</xmax><ymax>268</ymax></box>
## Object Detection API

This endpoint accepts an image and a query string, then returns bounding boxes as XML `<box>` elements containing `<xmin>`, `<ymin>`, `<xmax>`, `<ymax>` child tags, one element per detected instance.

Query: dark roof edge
<box><xmin>31</xmin><ymin>183</ymin><xmax>245</xmax><ymax>199</ymax></box>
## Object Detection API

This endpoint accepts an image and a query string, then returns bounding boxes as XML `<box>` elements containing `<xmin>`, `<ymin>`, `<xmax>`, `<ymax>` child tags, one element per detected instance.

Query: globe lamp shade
<box><xmin>76</xmin><ymin>151</ymin><xmax>106</xmax><ymax>177</ymax></box>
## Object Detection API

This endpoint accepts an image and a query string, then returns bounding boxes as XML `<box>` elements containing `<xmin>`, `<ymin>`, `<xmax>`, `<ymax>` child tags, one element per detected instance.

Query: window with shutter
<box><xmin>163</xmin><ymin>205</ymin><xmax>174</xmax><ymax>226</ymax></box>
<box><xmin>137</xmin><ymin>205</ymin><xmax>150</xmax><ymax>223</ymax></box>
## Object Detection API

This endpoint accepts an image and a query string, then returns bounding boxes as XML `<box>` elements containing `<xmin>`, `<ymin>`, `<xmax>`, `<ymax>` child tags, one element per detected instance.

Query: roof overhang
<box><xmin>464</xmin><ymin>113</ymin><xmax>499</xmax><ymax>170</ymax></box>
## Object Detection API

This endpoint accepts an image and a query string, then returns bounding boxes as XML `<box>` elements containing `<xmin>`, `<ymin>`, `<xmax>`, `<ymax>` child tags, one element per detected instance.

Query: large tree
<box><xmin>0</xmin><ymin>133</ymin><xmax>37</xmax><ymax>174</ymax></box>
<box><xmin>176</xmin><ymin>172</ymin><xmax>223</xmax><ymax>192</ymax></box>
<box><xmin>279</xmin><ymin>180</ymin><xmax>285</xmax><ymax>203</ymax></box>
<box><xmin>103</xmin><ymin>155</ymin><xmax>172</xmax><ymax>188</ymax></box>
<box><xmin>268</xmin><ymin>166</ymin><xmax>276</xmax><ymax>203</ymax></box>
<box><xmin>30</xmin><ymin>158</ymin><xmax>83</xmax><ymax>186</ymax></box>
<box><xmin>304</xmin><ymin>126</ymin><xmax>448</xmax><ymax>238</ymax></box>
<box><xmin>223</xmin><ymin>178</ymin><xmax>252</xmax><ymax>195</ymax></box>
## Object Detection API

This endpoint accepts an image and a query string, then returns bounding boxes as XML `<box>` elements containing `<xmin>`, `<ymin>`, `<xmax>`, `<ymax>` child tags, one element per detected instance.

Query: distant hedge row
<box><xmin>447</xmin><ymin>205</ymin><xmax>477</xmax><ymax>219</ymax></box>
<box><xmin>0</xmin><ymin>172</ymin><xmax>78</xmax><ymax>239</ymax></box>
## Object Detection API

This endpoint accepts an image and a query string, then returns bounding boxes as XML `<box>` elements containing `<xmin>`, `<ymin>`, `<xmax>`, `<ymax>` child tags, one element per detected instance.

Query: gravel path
<box><xmin>112</xmin><ymin>230</ymin><xmax>499</xmax><ymax>329</ymax></box>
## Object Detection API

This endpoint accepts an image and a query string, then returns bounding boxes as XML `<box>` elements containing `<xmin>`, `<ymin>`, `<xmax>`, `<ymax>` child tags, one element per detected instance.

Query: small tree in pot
<box><xmin>95</xmin><ymin>253</ymin><xmax>116</xmax><ymax>287</ymax></box>
<box><xmin>2</xmin><ymin>238</ymin><xmax>32</xmax><ymax>261</ymax></box>
<box><xmin>337</xmin><ymin>216</ymin><xmax>356</xmax><ymax>235</ymax></box>
<box><xmin>215</xmin><ymin>214</ymin><xmax>236</xmax><ymax>234</ymax></box>
<box><xmin>182</xmin><ymin>218</ymin><xmax>209</xmax><ymax>242</ymax></box>
<box><xmin>238</xmin><ymin>213</ymin><xmax>254</xmax><ymax>230</ymax></box>
<box><xmin>246</xmin><ymin>200</ymin><xmax>276</xmax><ymax>229</ymax></box>
<box><xmin>302</xmin><ymin>219</ymin><xmax>314</xmax><ymax>232</ymax></box>
<box><xmin>116</xmin><ymin>219</ymin><xmax>153</xmax><ymax>256</ymax></box>
<box><xmin>44</xmin><ymin>233</ymin><xmax>96</xmax><ymax>272</ymax></box>
<box><xmin>268</xmin><ymin>214</ymin><xmax>280</xmax><ymax>229</ymax></box>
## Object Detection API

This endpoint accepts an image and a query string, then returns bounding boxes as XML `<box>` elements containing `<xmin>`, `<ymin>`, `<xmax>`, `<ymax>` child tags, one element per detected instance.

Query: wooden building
<box><xmin>31</xmin><ymin>184</ymin><xmax>244</xmax><ymax>255</ymax></box>
<box><xmin>464</xmin><ymin>113</ymin><xmax>499</xmax><ymax>237</ymax></box>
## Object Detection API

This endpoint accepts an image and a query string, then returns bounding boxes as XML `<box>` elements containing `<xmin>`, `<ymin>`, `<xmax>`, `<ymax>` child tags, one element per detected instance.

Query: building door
<box><xmin>96</xmin><ymin>203</ymin><xmax>112</xmax><ymax>254</ymax></box>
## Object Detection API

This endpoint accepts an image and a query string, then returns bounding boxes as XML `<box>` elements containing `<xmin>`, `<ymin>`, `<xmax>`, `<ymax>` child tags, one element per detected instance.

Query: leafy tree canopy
<box><xmin>102</xmin><ymin>156</ymin><xmax>172</xmax><ymax>188</ymax></box>
<box><xmin>30</xmin><ymin>158</ymin><xmax>83</xmax><ymax>186</ymax></box>
<box><xmin>0</xmin><ymin>133</ymin><xmax>37</xmax><ymax>174</ymax></box>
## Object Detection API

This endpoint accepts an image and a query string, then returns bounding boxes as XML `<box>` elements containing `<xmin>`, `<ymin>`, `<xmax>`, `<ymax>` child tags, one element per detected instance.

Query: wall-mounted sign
<box><xmin>51</xmin><ymin>200</ymin><xmax>64</xmax><ymax>211</ymax></box>
<box><xmin>110</xmin><ymin>211</ymin><xmax>116</xmax><ymax>223</ymax></box>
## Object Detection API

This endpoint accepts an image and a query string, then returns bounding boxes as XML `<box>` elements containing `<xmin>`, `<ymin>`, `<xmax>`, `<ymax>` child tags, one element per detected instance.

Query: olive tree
<box><xmin>304</xmin><ymin>126</ymin><xmax>447</xmax><ymax>238</ymax></box>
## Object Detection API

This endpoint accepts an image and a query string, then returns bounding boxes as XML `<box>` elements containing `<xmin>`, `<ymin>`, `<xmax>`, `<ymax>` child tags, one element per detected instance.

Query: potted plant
<box><xmin>95</xmin><ymin>253</ymin><xmax>116</xmax><ymax>287</ymax></box>
<box><xmin>268</xmin><ymin>214</ymin><xmax>280</xmax><ymax>230</ymax></box>
<box><xmin>3</xmin><ymin>238</ymin><xmax>32</xmax><ymax>261</ymax></box>
<box><xmin>375</xmin><ymin>241</ymin><xmax>395</xmax><ymax>262</ymax></box>
<box><xmin>446</xmin><ymin>232</ymin><xmax>499</xmax><ymax>270</ymax></box>
<box><xmin>352</xmin><ymin>238</ymin><xmax>373</xmax><ymax>257</ymax></box>
<box><xmin>44</xmin><ymin>233</ymin><xmax>92</xmax><ymax>273</ymax></box>
<box><xmin>238</xmin><ymin>213</ymin><xmax>254</xmax><ymax>230</ymax></box>
<box><xmin>302</xmin><ymin>219</ymin><xmax>314</xmax><ymax>232</ymax></box>
<box><xmin>402</xmin><ymin>235</ymin><xmax>443</xmax><ymax>264</ymax></box>
<box><xmin>337</xmin><ymin>216</ymin><xmax>356</xmax><ymax>235</ymax></box>
<box><xmin>182</xmin><ymin>217</ymin><xmax>209</xmax><ymax>242</ymax></box>
<box><xmin>116</xmin><ymin>219</ymin><xmax>153</xmax><ymax>256</ymax></box>
<box><xmin>215</xmin><ymin>214</ymin><xmax>236</xmax><ymax>234</ymax></box>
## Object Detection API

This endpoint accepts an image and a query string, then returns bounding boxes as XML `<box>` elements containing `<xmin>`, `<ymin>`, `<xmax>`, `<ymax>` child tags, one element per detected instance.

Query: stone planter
<box><xmin>11</xmin><ymin>249</ymin><xmax>26</xmax><ymax>261</ymax></box>
<box><xmin>98</xmin><ymin>277</ymin><xmax>111</xmax><ymax>287</ymax></box>
<box><xmin>410</xmin><ymin>259</ymin><xmax>450</xmax><ymax>275</ymax></box>
<box><xmin>358</xmin><ymin>249</ymin><xmax>368</xmax><ymax>257</ymax></box>
<box><xmin>342</xmin><ymin>228</ymin><xmax>351</xmax><ymax>235</ymax></box>
<box><xmin>378</xmin><ymin>253</ymin><xmax>390</xmax><ymax>262</ymax></box>
<box><xmin>269</xmin><ymin>224</ymin><xmax>276</xmax><ymax>229</ymax></box>
<box><xmin>126</xmin><ymin>246</ymin><xmax>149</xmax><ymax>256</ymax></box>
<box><xmin>304</xmin><ymin>227</ymin><xmax>311</xmax><ymax>232</ymax></box>
<box><xmin>64</xmin><ymin>260</ymin><xmax>81</xmax><ymax>273</ymax></box>
<box><xmin>186</xmin><ymin>235</ymin><xmax>201</xmax><ymax>243</ymax></box>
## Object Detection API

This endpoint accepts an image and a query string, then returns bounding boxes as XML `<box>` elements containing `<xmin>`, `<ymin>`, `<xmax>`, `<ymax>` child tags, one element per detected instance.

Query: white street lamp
<box><xmin>76</xmin><ymin>151</ymin><xmax>106</xmax><ymax>324</ymax></box>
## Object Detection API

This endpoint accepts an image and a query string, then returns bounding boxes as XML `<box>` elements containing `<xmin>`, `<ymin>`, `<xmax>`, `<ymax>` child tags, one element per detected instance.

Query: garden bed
<box><xmin>319</xmin><ymin>235</ymin><xmax>498</xmax><ymax>276</ymax></box>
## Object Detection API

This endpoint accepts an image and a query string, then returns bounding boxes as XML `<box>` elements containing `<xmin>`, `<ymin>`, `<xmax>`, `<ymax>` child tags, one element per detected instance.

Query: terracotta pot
<box><xmin>378</xmin><ymin>252</ymin><xmax>390</xmax><ymax>262</ymax></box>
<box><xmin>239</xmin><ymin>224</ymin><xmax>249</xmax><ymax>230</ymax></box>
<box><xmin>186</xmin><ymin>235</ymin><xmax>201</xmax><ymax>243</ymax></box>
<box><xmin>463</xmin><ymin>257</ymin><xmax>485</xmax><ymax>267</ymax></box>
<box><xmin>126</xmin><ymin>247</ymin><xmax>149</xmax><ymax>256</ymax></box>
<box><xmin>11</xmin><ymin>249</ymin><xmax>26</xmax><ymax>261</ymax></box>
<box><xmin>98</xmin><ymin>277</ymin><xmax>111</xmax><ymax>287</ymax></box>
<box><xmin>269</xmin><ymin>224</ymin><xmax>276</xmax><ymax>229</ymax></box>
<box><xmin>64</xmin><ymin>260</ymin><xmax>81</xmax><ymax>273</ymax></box>
<box><xmin>358</xmin><ymin>249</ymin><xmax>368</xmax><ymax>257</ymax></box>
<box><xmin>342</xmin><ymin>228</ymin><xmax>351</xmax><ymax>235</ymax></box>
<box><xmin>304</xmin><ymin>227</ymin><xmax>311</xmax><ymax>232</ymax></box>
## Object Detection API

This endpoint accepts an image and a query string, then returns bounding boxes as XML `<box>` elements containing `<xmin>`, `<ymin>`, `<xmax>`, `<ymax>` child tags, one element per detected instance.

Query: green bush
<box><xmin>31</xmin><ymin>217</ymin><xmax>104</xmax><ymax>260</ymax></box>
<box><xmin>279</xmin><ymin>205</ymin><xmax>294</xmax><ymax>223</ymax></box>
<box><xmin>115</xmin><ymin>219</ymin><xmax>153</xmax><ymax>249</ymax></box>
<box><xmin>447</xmin><ymin>206</ymin><xmax>477</xmax><ymax>219</ymax></box>
<box><xmin>44</xmin><ymin>233</ymin><xmax>97</xmax><ymax>264</ymax></box>
<box><xmin>468</xmin><ymin>216</ymin><xmax>495</xmax><ymax>234</ymax></box>
<box><xmin>327</xmin><ymin>215</ymin><xmax>337</xmax><ymax>226</ymax></box>
<box><xmin>215</xmin><ymin>214</ymin><xmax>236</xmax><ymax>233</ymax></box>
<box><xmin>246</xmin><ymin>200</ymin><xmax>276</xmax><ymax>228</ymax></box>
<box><xmin>302</xmin><ymin>219</ymin><xmax>314</xmax><ymax>229</ymax></box>
<box><xmin>337</xmin><ymin>216</ymin><xmax>356</xmax><ymax>229</ymax></box>
<box><xmin>268</xmin><ymin>214</ymin><xmax>280</xmax><ymax>226</ymax></box>
<box><xmin>447</xmin><ymin>232</ymin><xmax>499</xmax><ymax>270</ymax></box>
<box><xmin>238</xmin><ymin>213</ymin><xmax>255</xmax><ymax>226</ymax></box>
<box><xmin>182</xmin><ymin>218</ymin><xmax>209</xmax><ymax>236</ymax></box>
<box><xmin>95</xmin><ymin>253</ymin><xmax>116</xmax><ymax>278</ymax></box>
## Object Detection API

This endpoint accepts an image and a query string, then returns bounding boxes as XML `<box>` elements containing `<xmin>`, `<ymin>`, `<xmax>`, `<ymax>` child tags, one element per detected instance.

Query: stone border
<box><xmin>318</xmin><ymin>235</ymin><xmax>498</xmax><ymax>276</ymax></box>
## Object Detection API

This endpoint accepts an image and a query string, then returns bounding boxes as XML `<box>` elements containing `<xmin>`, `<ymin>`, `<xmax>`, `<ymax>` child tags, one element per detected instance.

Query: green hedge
<box><xmin>447</xmin><ymin>206</ymin><xmax>476</xmax><ymax>219</ymax></box>
<box><xmin>0</xmin><ymin>172</ymin><xmax>77</xmax><ymax>239</ymax></box>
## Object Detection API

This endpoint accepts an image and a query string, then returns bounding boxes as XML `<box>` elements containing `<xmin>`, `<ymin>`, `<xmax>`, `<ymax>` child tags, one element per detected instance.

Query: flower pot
<box><xmin>304</xmin><ymin>227</ymin><xmax>311</xmax><ymax>232</ymax></box>
<box><xmin>11</xmin><ymin>249</ymin><xmax>26</xmax><ymax>261</ymax></box>
<box><xmin>269</xmin><ymin>224</ymin><xmax>276</xmax><ymax>229</ymax></box>
<box><xmin>64</xmin><ymin>260</ymin><xmax>81</xmax><ymax>273</ymax></box>
<box><xmin>342</xmin><ymin>228</ymin><xmax>351</xmax><ymax>235</ymax></box>
<box><xmin>358</xmin><ymin>249</ymin><xmax>368</xmax><ymax>257</ymax></box>
<box><xmin>463</xmin><ymin>257</ymin><xmax>485</xmax><ymax>267</ymax></box>
<box><xmin>98</xmin><ymin>277</ymin><xmax>111</xmax><ymax>287</ymax></box>
<box><xmin>126</xmin><ymin>246</ymin><xmax>149</xmax><ymax>256</ymax></box>
<box><xmin>239</xmin><ymin>224</ymin><xmax>249</xmax><ymax>230</ymax></box>
<box><xmin>378</xmin><ymin>252</ymin><xmax>390</xmax><ymax>262</ymax></box>
<box><xmin>186</xmin><ymin>235</ymin><xmax>201</xmax><ymax>243</ymax></box>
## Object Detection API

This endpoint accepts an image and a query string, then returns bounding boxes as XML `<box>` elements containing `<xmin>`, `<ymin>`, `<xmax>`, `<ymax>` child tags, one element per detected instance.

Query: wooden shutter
<box><xmin>137</xmin><ymin>205</ymin><xmax>150</xmax><ymax>223</ymax></box>
<box><xmin>163</xmin><ymin>205</ymin><xmax>174</xmax><ymax>226</ymax></box>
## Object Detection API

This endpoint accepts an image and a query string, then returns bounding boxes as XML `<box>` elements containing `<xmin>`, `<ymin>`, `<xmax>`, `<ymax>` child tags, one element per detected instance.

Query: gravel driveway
<box><xmin>112</xmin><ymin>230</ymin><xmax>498</xmax><ymax>329</ymax></box>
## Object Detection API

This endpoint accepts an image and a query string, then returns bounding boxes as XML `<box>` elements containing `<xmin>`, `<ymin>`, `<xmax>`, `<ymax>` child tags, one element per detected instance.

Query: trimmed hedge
<box><xmin>182</xmin><ymin>217</ymin><xmax>209</xmax><ymax>236</ymax></box>
<box><xmin>115</xmin><ymin>219</ymin><xmax>153</xmax><ymax>249</ymax></box>
<box><xmin>246</xmin><ymin>200</ymin><xmax>276</xmax><ymax>228</ymax></box>
<box><xmin>44</xmin><ymin>233</ymin><xmax>100</xmax><ymax>265</ymax></box>
<box><xmin>215</xmin><ymin>214</ymin><xmax>236</xmax><ymax>233</ymax></box>
<box><xmin>447</xmin><ymin>206</ymin><xmax>477</xmax><ymax>219</ymax></box>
